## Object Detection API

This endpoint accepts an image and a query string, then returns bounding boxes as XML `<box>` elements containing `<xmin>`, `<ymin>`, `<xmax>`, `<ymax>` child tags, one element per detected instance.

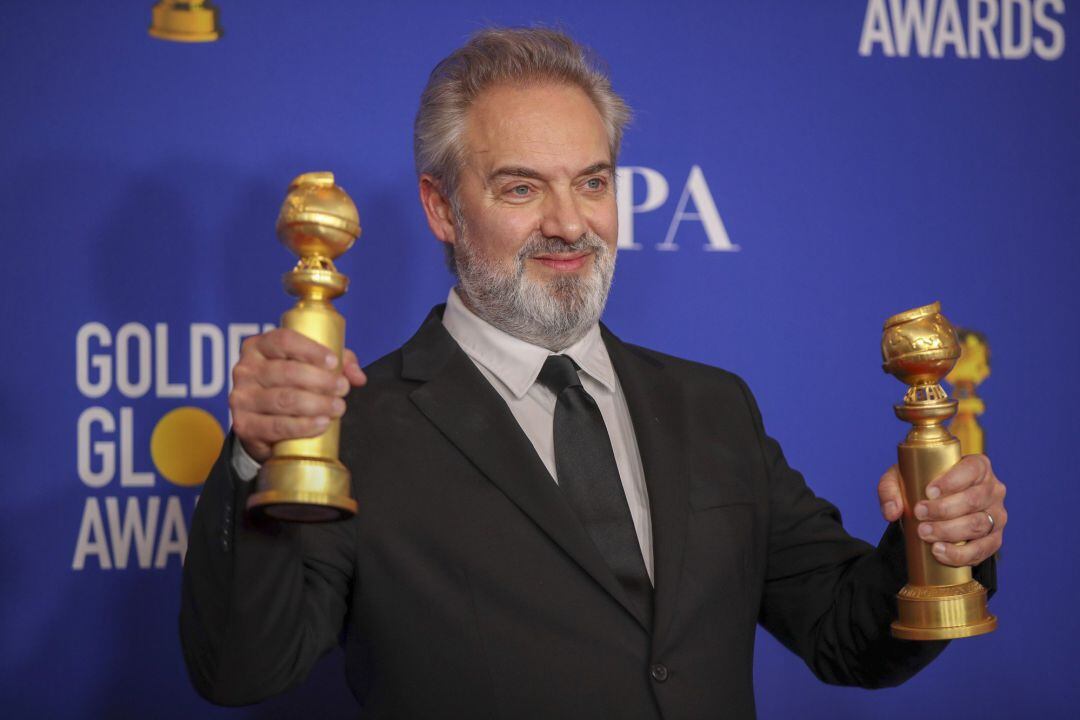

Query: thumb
<box><xmin>877</xmin><ymin>465</ymin><xmax>905</xmax><ymax>522</ymax></box>
<box><xmin>342</xmin><ymin>348</ymin><xmax>367</xmax><ymax>387</ymax></box>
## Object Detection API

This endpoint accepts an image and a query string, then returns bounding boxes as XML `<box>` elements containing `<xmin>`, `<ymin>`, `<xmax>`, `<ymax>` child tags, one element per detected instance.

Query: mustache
<box><xmin>517</xmin><ymin>232</ymin><xmax>607</xmax><ymax>260</ymax></box>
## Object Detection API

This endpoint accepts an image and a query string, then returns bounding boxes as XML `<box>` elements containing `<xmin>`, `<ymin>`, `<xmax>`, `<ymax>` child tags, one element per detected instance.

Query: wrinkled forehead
<box><xmin>461</xmin><ymin>82</ymin><xmax>611</xmax><ymax>177</ymax></box>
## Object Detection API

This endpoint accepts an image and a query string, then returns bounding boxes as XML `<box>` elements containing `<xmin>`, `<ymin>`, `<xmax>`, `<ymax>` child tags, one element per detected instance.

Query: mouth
<box><xmin>531</xmin><ymin>251</ymin><xmax>592</xmax><ymax>272</ymax></box>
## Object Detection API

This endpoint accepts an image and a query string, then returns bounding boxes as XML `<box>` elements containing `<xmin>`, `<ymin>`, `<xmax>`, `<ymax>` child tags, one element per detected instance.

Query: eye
<box><xmin>583</xmin><ymin>177</ymin><xmax>606</xmax><ymax>191</ymax></box>
<box><xmin>509</xmin><ymin>184</ymin><xmax>532</xmax><ymax>197</ymax></box>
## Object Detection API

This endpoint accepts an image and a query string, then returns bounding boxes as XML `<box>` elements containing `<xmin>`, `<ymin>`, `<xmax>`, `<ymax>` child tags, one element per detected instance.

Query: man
<box><xmin>181</xmin><ymin>28</ymin><xmax>1007</xmax><ymax>718</ymax></box>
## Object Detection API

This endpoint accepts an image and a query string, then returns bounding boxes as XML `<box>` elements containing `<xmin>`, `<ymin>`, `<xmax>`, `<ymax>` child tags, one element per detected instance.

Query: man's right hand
<box><xmin>229</xmin><ymin>328</ymin><xmax>368</xmax><ymax>463</ymax></box>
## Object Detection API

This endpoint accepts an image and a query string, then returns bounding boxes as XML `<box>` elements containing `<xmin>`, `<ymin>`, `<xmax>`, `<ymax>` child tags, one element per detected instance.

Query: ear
<box><xmin>419</xmin><ymin>174</ymin><xmax>458</xmax><ymax>246</ymax></box>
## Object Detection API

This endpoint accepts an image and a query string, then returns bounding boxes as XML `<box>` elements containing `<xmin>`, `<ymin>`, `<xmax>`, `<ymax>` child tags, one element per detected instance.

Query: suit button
<box><xmin>650</xmin><ymin>663</ymin><xmax>669</xmax><ymax>683</ymax></box>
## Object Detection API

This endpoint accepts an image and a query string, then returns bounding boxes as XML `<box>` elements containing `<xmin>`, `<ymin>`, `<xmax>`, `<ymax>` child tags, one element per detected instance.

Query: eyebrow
<box><xmin>578</xmin><ymin>162</ymin><xmax>614</xmax><ymax>178</ymax></box>
<box><xmin>488</xmin><ymin>166</ymin><xmax>545</xmax><ymax>183</ymax></box>
<box><xmin>487</xmin><ymin>162</ymin><xmax>614</xmax><ymax>184</ymax></box>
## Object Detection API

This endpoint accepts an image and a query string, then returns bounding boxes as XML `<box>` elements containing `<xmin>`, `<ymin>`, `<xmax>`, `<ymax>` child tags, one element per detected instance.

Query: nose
<box><xmin>538</xmin><ymin>188</ymin><xmax>585</xmax><ymax>243</ymax></box>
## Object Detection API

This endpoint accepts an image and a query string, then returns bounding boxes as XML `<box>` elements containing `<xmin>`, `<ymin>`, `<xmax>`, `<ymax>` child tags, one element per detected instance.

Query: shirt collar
<box><xmin>442</xmin><ymin>288</ymin><xmax>616</xmax><ymax>399</ymax></box>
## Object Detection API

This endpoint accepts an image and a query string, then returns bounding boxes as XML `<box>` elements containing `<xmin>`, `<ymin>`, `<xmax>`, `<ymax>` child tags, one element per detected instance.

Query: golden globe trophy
<box><xmin>946</xmin><ymin>330</ymin><xmax>991</xmax><ymax>456</ymax></box>
<box><xmin>881</xmin><ymin>302</ymin><xmax>997</xmax><ymax>640</ymax></box>
<box><xmin>149</xmin><ymin>0</ymin><xmax>222</xmax><ymax>42</ymax></box>
<box><xmin>247</xmin><ymin>171</ymin><xmax>360</xmax><ymax>522</ymax></box>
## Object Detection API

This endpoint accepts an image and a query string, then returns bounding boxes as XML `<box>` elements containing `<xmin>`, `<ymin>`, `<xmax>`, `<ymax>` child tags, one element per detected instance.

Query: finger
<box><xmin>237</xmin><ymin>413</ymin><xmax>332</xmax><ymax>445</ymax></box>
<box><xmin>255</xmin><ymin>358</ymin><xmax>346</xmax><ymax>396</ymax></box>
<box><xmin>232</xmin><ymin>358</ymin><xmax>260</xmax><ymax>391</ymax></box>
<box><xmin>930</xmin><ymin>532</ymin><xmax>1002</xmax><ymax>567</ymax></box>
<box><xmin>877</xmin><ymin>465</ymin><xmax>904</xmax><ymax>522</ymax></box>
<box><xmin>994</xmin><ymin>504</ymin><xmax>1007</xmax><ymax>531</ymax></box>
<box><xmin>236</xmin><ymin>435</ymin><xmax>271</xmax><ymax>464</ymax></box>
<box><xmin>915</xmin><ymin>480</ymin><xmax>995</xmax><ymax>521</ymax></box>
<box><xmin>925</xmin><ymin>454</ymin><xmax>991</xmax><ymax>500</ymax></box>
<box><xmin>253</xmin><ymin>328</ymin><xmax>338</xmax><ymax>368</ymax></box>
<box><xmin>917</xmin><ymin>510</ymin><xmax>997</xmax><ymax>543</ymax></box>
<box><xmin>342</xmin><ymin>349</ymin><xmax>368</xmax><ymax>387</ymax></box>
<box><xmin>247</xmin><ymin>387</ymin><xmax>346</xmax><ymax>419</ymax></box>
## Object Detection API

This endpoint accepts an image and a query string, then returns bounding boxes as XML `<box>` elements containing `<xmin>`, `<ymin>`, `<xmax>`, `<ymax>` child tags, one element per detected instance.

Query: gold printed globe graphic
<box><xmin>150</xmin><ymin>407</ymin><xmax>225</xmax><ymax>487</ymax></box>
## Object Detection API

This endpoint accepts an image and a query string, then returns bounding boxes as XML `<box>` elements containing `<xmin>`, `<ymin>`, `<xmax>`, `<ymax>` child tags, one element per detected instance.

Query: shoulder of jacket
<box><xmin>619</xmin><ymin>340</ymin><xmax>747</xmax><ymax>389</ymax></box>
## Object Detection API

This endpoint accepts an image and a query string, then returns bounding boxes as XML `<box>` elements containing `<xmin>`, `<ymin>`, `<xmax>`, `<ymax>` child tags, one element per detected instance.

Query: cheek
<box><xmin>589</xmin><ymin>199</ymin><xmax>619</xmax><ymax>247</ymax></box>
<box><xmin>473</xmin><ymin>212</ymin><xmax>538</xmax><ymax>256</ymax></box>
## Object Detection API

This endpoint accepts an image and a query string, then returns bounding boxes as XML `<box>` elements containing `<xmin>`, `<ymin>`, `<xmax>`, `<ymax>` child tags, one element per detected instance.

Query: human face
<box><xmin>448</xmin><ymin>82</ymin><xmax>619</xmax><ymax>349</ymax></box>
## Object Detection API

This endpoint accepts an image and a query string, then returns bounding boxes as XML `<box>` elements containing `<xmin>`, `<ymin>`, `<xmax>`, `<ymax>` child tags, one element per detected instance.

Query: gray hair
<box><xmin>413</xmin><ymin>27</ymin><xmax>631</xmax><ymax>199</ymax></box>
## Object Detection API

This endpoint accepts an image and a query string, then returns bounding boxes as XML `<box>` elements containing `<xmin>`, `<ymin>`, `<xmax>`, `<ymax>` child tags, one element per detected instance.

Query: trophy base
<box><xmin>891</xmin><ymin>580</ymin><xmax>997</xmax><ymax>640</ymax></box>
<box><xmin>247</xmin><ymin>455</ymin><xmax>357</xmax><ymax>523</ymax></box>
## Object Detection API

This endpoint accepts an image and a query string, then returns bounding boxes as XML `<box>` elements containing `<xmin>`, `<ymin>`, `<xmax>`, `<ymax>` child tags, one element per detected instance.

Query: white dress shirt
<box><xmin>232</xmin><ymin>288</ymin><xmax>654</xmax><ymax>581</ymax></box>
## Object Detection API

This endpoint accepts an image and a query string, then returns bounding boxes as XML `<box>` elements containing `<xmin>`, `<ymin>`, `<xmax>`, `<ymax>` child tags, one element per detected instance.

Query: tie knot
<box><xmin>537</xmin><ymin>354</ymin><xmax>582</xmax><ymax>394</ymax></box>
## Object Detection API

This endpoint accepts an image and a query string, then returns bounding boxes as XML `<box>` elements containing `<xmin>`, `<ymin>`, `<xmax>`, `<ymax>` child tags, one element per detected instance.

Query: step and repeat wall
<box><xmin>2</xmin><ymin>1</ymin><xmax>1076</xmax><ymax>718</ymax></box>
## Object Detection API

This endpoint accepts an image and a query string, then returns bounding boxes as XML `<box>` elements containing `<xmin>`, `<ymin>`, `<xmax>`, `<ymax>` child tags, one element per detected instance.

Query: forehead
<box><xmin>462</xmin><ymin>82</ymin><xmax>610</xmax><ymax>174</ymax></box>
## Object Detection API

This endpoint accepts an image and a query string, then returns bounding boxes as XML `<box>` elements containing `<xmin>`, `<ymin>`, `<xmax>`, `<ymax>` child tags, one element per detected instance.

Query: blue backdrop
<box><xmin>2</xmin><ymin>1</ymin><xmax>1077</xmax><ymax>717</ymax></box>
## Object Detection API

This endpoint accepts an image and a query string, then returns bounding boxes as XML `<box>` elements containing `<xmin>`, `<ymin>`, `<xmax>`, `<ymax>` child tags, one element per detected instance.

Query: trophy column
<box><xmin>247</xmin><ymin>171</ymin><xmax>360</xmax><ymax>522</ymax></box>
<box><xmin>881</xmin><ymin>302</ymin><xmax>997</xmax><ymax>640</ymax></box>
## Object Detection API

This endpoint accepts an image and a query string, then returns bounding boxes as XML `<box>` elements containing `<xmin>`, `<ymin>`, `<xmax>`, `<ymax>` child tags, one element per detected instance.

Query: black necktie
<box><xmin>537</xmin><ymin>354</ymin><xmax>653</xmax><ymax>623</ymax></box>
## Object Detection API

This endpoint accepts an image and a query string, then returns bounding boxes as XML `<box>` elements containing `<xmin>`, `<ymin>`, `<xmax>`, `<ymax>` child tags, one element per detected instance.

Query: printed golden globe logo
<box><xmin>151</xmin><ymin>406</ymin><xmax>226</xmax><ymax>486</ymax></box>
<box><xmin>72</xmin><ymin>320</ymin><xmax>271</xmax><ymax>571</ymax></box>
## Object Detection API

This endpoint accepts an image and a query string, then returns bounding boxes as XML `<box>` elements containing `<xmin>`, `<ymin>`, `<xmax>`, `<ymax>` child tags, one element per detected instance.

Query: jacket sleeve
<box><xmin>179</xmin><ymin>433</ymin><xmax>357</xmax><ymax>705</ymax></box>
<box><xmin>737</xmin><ymin>378</ymin><xmax>997</xmax><ymax>688</ymax></box>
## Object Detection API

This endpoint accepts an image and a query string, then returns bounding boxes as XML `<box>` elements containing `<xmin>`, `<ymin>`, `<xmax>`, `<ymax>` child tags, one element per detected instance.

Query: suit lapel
<box><xmin>401</xmin><ymin>308</ymin><xmax>652</xmax><ymax>631</ymax></box>
<box><xmin>602</xmin><ymin>327</ymin><xmax>690</xmax><ymax>649</ymax></box>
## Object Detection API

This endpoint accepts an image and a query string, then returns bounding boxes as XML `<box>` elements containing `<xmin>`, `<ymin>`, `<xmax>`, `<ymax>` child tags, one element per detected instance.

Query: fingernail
<box><xmin>918</xmin><ymin>523</ymin><xmax>932</xmax><ymax>538</ymax></box>
<box><xmin>325</xmin><ymin>354</ymin><xmax>338</xmax><ymax>368</ymax></box>
<box><xmin>933</xmin><ymin>542</ymin><xmax>946</xmax><ymax>556</ymax></box>
<box><xmin>331</xmin><ymin>398</ymin><xmax>346</xmax><ymax>416</ymax></box>
<box><xmin>315</xmin><ymin>416</ymin><xmax>330</xmax><ymax>429</ymax></box>
<box><xmin>926</xmin><ymin>486</ymin><xmax>941</xmax><ymax>500</ymax></box>
<box><xmin>914</xmin><ymin>503</ymin><xmax>929</xmax><ymax>520</ymax></box>
<box><xmin>336</xmin><ymin>377</ymin><xmax>349</xmax><ymax>395</ymax></box>
<box><xmin>884</xmin><ymin>501</ymin><xmax>897</xmax><ymax>518</ymax></box>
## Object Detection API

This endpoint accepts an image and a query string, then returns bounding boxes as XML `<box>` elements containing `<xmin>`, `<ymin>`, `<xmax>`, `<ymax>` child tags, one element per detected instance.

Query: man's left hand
<box><xmin>878</xmin><ymin>455</ymin><xmax>1007</xmax><ymax>567</ymax></box>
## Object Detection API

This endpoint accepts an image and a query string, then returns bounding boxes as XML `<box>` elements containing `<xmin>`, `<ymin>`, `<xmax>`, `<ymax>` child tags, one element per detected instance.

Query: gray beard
<box><xmin>452</xmin><ymin>226</ymin><xmax>616</xmax><ymax>352</ymax></box>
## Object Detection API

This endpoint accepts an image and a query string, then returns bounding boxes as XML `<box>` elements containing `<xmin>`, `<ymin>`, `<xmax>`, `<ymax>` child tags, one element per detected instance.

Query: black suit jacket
<box><xmin>181</xmin><ymin>307</ymin><xmax>990</xmax><ymax>718</ymax></box>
